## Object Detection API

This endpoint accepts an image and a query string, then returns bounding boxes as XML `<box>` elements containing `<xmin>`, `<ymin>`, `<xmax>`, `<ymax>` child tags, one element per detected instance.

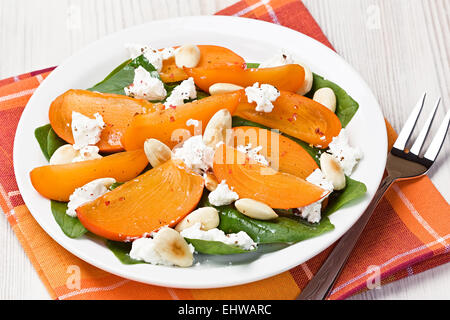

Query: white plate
<box><xmin>13</xmin><ymin>16</ymin><xmax>387</xmax><ymax>289</ymax></box>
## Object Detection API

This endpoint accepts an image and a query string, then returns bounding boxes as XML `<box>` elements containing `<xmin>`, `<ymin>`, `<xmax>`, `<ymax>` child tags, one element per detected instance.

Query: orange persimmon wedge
<box><xmin>76</xmin><ymin>159</ymin><xmax>204</xmax><ymax>241</ymax></box>
<box><xmin>122</xmin><ymin>91</ymin><xmax>243</xmax><ymax>150</ymax></box>
<box><xmin>49</xmin><ymin>89</ymin><xmax>154</xmax><ymax>153</ymax></box>
<box><xmin>213</xmin><ymin>145</ymin><xmax>327</xmax><ymax>209</ymax></box>
<box><xmin>235</xmin><ymin>91</ymin><xmax>342</xmax><ymax>149</ymax></box>
<box><xmin>232</xmin><ymin>126</ymin><xmax>319</xmax><ymax>179</ymax></box>
<box><xmin>159</xmin><ymin>45</ymin><xmax>246</xmax><ymax>83</ymax></box>
<box><xmin>30</xmin><ymin>150</ymin><xmax>148</xmax><ymax>202</ymax></box>
<box><xmin>184</xmin><ymin>64</ymin><xmax>305</xmax><ymax>93</ymax></box>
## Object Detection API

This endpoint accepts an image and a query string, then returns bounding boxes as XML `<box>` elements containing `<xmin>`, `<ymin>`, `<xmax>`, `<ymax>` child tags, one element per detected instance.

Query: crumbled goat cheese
<box><xmin>129</xmin><ymin>237</ymin><xmax>172</xmax><ymax>265</ymax></box>
<box><xmin>124</xmin><ymin>66</ymin><xmax>167</xmax><ymax>100</ymax></box>
<box><xmin>72</xmin><ymin>146</ymin><xmax>102</xmax><ymax>162</ymax></box>
<box><xmin>297</xmin><ymin>169</ymin><xmax>333</xmax><ymax>224</ymax></box>
<box><xmin>208</xmin><ymin>180</ymin><xmax>239</xmax><ymax>206</ymax></box>
<box><xmin>245</xmin><ymin>82</ymin><xmax>280</xmax><ymax>113</ymax></box>
<box><xmin>259</xmin><ymin>49</ymin><xmax>296</xmax><ymax>68</ymax></box>
<box><xmin>71</xmin><ymin>111</ymin><xmax>105</xmax><ymax>151</ymax></box>
<box><xmin>66</xmin><ymin>178</ymin><xmax>116</xmax><ymax>217</ymax></box>
<box><xmin>160</xmin><ymin>47</ymin><xmax>176</xmax><ymax>60</ymax></box>
<box><xmin>164</xmin><ymin>77</ymin><xmax>197</xmax><ymax>109</ymax></box>
<box><xmin>172</xmin><ymin>135</ymin><xmax>214</xmax><ymax>174</ymax></box>
<box><xmin>181</xmin><ymin>223</ymin><xmax>256</xmax><ymax>251</ymax></box>
<box><xmin>327</xmin><ymin>129</ymin><xmax>363</xmax><ymax>176</ymax></box>
<box><xmin>237</xmin><ymin>143</ymin><xmax>269</xmax><ymax>166</ymax></box>
<box><xmin>125</xmin><ymin>44</ymin><xmax>174</xmax><ymax>72</ymax></box>
<box><xmin>129</xmin><ymin>230</ymin><xmax>195</xmax><ymax>266</ymax></box>
<box><xmin>306</xmin><ymin>168</ymin><xmax>334</xmax><ymax>195</ymax></box>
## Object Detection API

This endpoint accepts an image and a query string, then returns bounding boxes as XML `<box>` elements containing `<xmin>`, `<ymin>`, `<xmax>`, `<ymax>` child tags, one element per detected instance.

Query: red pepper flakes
<box><xmin>288</xmin><ymin>113</ymin><xmax>298</xmax><ymax>122</ymax></box>
<box><xmin>105</xmin><ymin>201</ymin><xmax>110</xmax><ymax>206</ymax></box>
<box><xmin>315</xmin><ymin>128</ymin><xmax>325</xmax><ymax>136</ymax></box>
<box><xmin>169</xmin><ymin>116</ymin><xmax>175</xmax><ymax>122</ymax></box>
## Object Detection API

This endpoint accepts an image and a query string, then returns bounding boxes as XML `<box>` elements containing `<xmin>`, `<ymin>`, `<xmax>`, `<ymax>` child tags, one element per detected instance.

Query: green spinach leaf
<box><xmin>88</xmin><ymin>55</ymin><xmax>161</xmax><ymax>95</ymax></box>
<box><xmin>246</xmin><ymin>63</ymin><xmax>260</xmax><ymax>68</ymax></box>
<box><xmin>307</xmin><ymin>73</ymin><xmax>359</xmax><ymax>128</ymax></box>
<box><xmin>324</xmin><ymin>176</ymin><xmax>367</xmax><ymax>216</ymax></box>
<box><xmin>109</xmin><ymin>182</ymin><xmax>124</xmax><ymax>190</ymax></box>
<box><xmin>47</xmin><ymin>128</ymin><xmax>67</xmax><ymax>158</ymax></box>
<box><xmin>106</xmin><ymin>240</ymin><xmax>145</xmax><ymax>265</ymax></box>
<box><xmin>51</xmin><ymin>201</ymin><xmax>88</xmax><ymax>238</ymax></box>
<box><xmin>35</xmin><ymin>124</ymin><xmax>67</xmax><ymax>160</ymax></box>
<box><xmin>88</xmin><ymin>60</ymin><xmax>134</xmax><ymax>95</ymax></box>
<box><xmin>186</xmin><ymin>238</ymin><xmax>251</xmax><ymax>255</ymax></box>
<box><xmin>200</xmin><ymin>194</ymin><xmax>334</xmax><ymax>244</ymax></box>
<box><xmin>35</xmin><ymin>124</ymin><xmax>52</xmax><ymax>160</ymax></box>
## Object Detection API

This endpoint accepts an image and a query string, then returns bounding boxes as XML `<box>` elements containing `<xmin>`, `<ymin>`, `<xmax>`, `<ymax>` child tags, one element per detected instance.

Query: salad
<box><xmin>30</xmin><ymin>44</ymin><xmax>366</xmax><ymax>268</ymax></box>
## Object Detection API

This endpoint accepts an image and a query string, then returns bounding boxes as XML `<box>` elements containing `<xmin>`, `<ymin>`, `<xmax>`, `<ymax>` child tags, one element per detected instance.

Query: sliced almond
<box><xmin>153</xmin><ymin>228</ymin><xmax>193</xmax><ymax>267</ymax></box>
<box><xmin>235</xmin><ymin>198</ymin><xmax>278</xmax><ymax>220</ymax></box>
<box><xmin>209</xmin><ymin>83</ymin><xmax>244</xmax><ymax>95</ymax></box>
<box><xmin>204</xmin><ymin>173</ymin><xmax>219</xmax><ymax>192</ymax></box>
<box><xmin>144</xmin><ymin>138</ymin><xmax>172</xmax><ymax>167</ymax></box>
<box><xmin>49</xmin><ymin>144</ymin><xmax>80</xmax><ymax>165</ymax></box>
<box><xmin>320</xmin><ymin>153</ymin><xmax>346</xmax><ymax>190</ymax></box>
<box><xmin>202</xmin><ymin>109</ymin><xmax>232</xmax><ymax>148</ymax></box>
<box><xmin>296</xmin><ymin>64</ymin><xmax>313</xmax><ymax>96</ymax></box>
<box><xmin>175</xmin><ymin>207</ymin><xmax>220</xmax><ymax>232</ymax></box>
<box><xmin>313</xmin><ymin>87</ymin><xmax>337</xmax><ymax>112</ymax></box>
<box><xmin>175</xmin><ymin>44</ymin><xmax>201</xmax><ymax>69</ymax></box>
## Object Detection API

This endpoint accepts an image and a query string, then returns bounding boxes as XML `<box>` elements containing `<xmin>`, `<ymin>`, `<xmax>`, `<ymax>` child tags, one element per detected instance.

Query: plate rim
<box><xmin>13</xmin><ymin>15</ymin><xmax>387</xmax><ymax>289</ymax></box>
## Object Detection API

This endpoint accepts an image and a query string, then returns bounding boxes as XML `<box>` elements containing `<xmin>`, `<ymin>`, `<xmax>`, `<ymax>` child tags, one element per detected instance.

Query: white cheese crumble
<box><xmin>259</xmin><ymin>49</ymin><xmax>296</xmax><ymax>68</ymax></box>
<box><xmin>129</xmin><ymin>237</ymin><xmax>171</xmax><ymax>265</ymax></box>
<box><xmin>306</xmin><ymin>168</ymin><xmax>334</xmax><ymax>195</ymax></box>
<box><xmin>245</xmin><ymin>82</ymin><xmax>280</xmax><ymax>113</ymax></box>
<box><xmin>172</xmin><ymin>135</ymin><xmax>214</xmax><ymax>174</ymax></box>
<box><xmin>208</xmin><ymin>180</ymin><xmax>239</xmax><ymax>206</ymax></box>
<box><xmin>180</xmin><ymin>223</ymin><xmax>256</xmax><ymax>251</ymax></box>
<box><xmin>71</xmin><ymin>111</ymin><xmax>105</xmax><ymax>151</ymax></box>
<box><xmin>164</xmin><ymin>77</ymin><xmax>197</xmax><ymax>109</ymax></box>
<box><xmin>129</xmin><ymin>229</ymin><xmax>195</xmax><ymax>266</ymax></box>
<box><xmin>327</xmin><ymin>129</ymin><xmax>363</xmax><ymax>176</ymax></box>
<box><xmin>125</xmin><ymin>44</ymin><xmax>175</xmax><ymax>72</ymax></box>
<box><xmin>66</xmin><ymin>178</ymin><xmax>116</xmax><ymax>217</ymax></box>
<box><xmin>160</xmin><ymin>47</ymin><xmax>176</xmax><ymax>60</ymax></box>
<box><xmin>124</xmin><ymin>66</ymin><xmax>167</xmax><ymax>100</ymax></box>
<box><xmin>297</xmin><ymin>169</ymin><xmax>333</xmax><ymax>224</ymax></box>
<box><xmin>72</xmin><ymin>146</ymin><xmax>102</xmax><ymax>162</ymax></box>
<box><xmin>236</xmin><ymin>143</ymin><xmax>269</xmax><ymax>166</ymax></box>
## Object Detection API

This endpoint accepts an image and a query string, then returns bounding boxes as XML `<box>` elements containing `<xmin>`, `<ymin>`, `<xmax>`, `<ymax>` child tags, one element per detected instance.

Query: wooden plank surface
<box><xmin>0</xmin><ymin>0</ymin><xmax>448</xmax><ymax>300</ymax></box>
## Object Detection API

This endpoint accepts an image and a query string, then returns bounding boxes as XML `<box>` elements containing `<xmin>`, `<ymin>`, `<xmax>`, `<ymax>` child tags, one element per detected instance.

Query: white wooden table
<box><xmin>0</xmin><ymin>0</ymin><xmax>448</xmax><ymax>300</ymax></box>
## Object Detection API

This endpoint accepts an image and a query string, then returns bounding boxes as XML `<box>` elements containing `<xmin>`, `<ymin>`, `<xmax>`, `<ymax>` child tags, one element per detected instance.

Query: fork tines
<box><xmin>392</xmin><ymin>93</ymin><xmax>449</xmax><ymax>165</ymax></box>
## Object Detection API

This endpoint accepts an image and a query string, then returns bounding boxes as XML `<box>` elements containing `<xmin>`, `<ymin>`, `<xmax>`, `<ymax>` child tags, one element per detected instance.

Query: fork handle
<box><xmin>296</xmin><ymin>176</ymin><xmax>395</xmax><ymax>300</ymax></box>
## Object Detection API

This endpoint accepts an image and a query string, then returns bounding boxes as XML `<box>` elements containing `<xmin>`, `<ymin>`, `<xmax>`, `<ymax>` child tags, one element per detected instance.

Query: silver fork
<box><xmin>297</xmin><ymin>93</ymin><xmax>450</xmax><ymax>300</ymax></box>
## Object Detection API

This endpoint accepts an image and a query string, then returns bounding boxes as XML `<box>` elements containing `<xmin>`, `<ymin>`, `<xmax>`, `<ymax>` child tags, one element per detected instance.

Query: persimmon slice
<box><xmin>76</xmin><ymin>160</ymin><xmax>204</xmax><ymax>241</ymax></box>
<box><xmin>235</xmin><ymin>91</ymin><xmax>342</xmax><ymax>148</ymax></box>
<box><xmin>122</xmin><ymin>91</ymin><xmax>243</xmax><ymax>150</ymax></box>
<box><xmin>30</xmin><ymin>150</ymin><xmax>148</xmax><ymax>202</ymax></box>
<box><xmin>160</xmin><ymin>45</ymin><xmax>246</xmax><ymax>83</ymax></box>
<box><xmin>232</xmin><ymin>126</ymin><xmax>319</xmax><ymax>179</ymax></box>
<box><xmin>49</xmin><ymin>89</ymin><xmax>154</xmax><ymax>152</ymax></box>
<box><xmin>213</xmin><ymin>145</ymin><xmax>327</xmax><ymax>209</ymax></box>
<box><xmin>184</xmin><ymin>64</ymin><xmax>305</xmax><ymax>93</ymax></box>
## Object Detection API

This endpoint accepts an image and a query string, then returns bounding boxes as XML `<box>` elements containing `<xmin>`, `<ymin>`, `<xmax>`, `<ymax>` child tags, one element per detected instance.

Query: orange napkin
<box><xmin>1</xmin><ymin>0</ymin><xmax>448</xmax><ymax>300</ymax></box>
